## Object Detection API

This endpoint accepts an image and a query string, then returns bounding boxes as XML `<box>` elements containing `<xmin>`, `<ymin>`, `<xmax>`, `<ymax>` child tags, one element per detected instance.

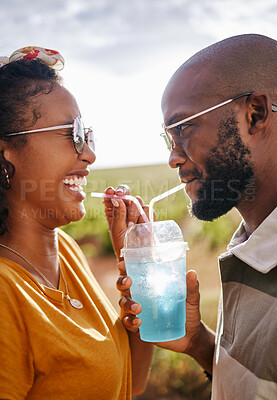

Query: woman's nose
<box><xmin>80</xmin><ymin>143</ymin><xmax>96</xmax><ymax>166</ymax></box>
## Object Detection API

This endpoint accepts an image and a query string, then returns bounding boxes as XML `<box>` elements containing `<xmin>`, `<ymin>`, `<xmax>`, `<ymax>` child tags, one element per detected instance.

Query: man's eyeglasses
<box><xmin>161</xmin><ymin>92</ymin><xmax>277</xmax><ymax>151</ymax></box>
<box><xmin>0</xmin><ymin>116</ymin><xmax>95</xmax><ymax>155</ymax></box>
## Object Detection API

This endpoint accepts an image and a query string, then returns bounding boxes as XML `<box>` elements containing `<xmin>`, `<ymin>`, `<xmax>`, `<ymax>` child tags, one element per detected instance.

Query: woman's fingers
<box><xmin>104</xmin><ymin>185</ymin><xmax>154</xmax><ymax>257</ymax></box>
<box><xmin>104</xmin><ymin>185</ymin><xmax>130</xmax><ymax>221</ymax></box>
<box><xmin>104</xmin><ymin>186</ymin><xmax>116</xmax><ymax>228</ymax></box>
<box><xmin>122</xmin><ymin>315</ymin><xmax>142</xmax><ymax>333</ymax></box>
<box><xmin>117</xmin><ymin>275</ymin><xmax>132</xmax><ymax>295</ymax></box>
<box><xmin>115</xmin><ymin>184</ymin><xmax>131</xmax><ymax>207</ymax></box>
<box><xmin>104</xmin><ymin>186</ymin><xmax>153</xmax><ymax>226</ymax></box>
<box><xmin>127</xmin><ymin>195</ymin><xmax>147</xmax><ymax>225</ymax></box>
<box><xmin>119</xmin><ymin>296</ymin><xmax>142</xmax><ymax>315</ymax></box>
<box><xmin>119</xmin><ymin>296</ymin><xmax>142</xmax><ymax>332</ymax></box>
<box><xmin>117</xmin><ymin>261</ymin><xmax>142</xmax><ymax>333</ymax></box>
<box><xmin>126</xmin><ymin>199</ymin><xmax>141</xmax><ymax>225</ymax></box>
<box><xmin>110</xmin><ymin>197</ymin><xmax>127</xmax><ymax>227</ymax></box>
<box><xmin>117</xmin><ymin>260</ymin><xmax>127</xmax><ymax>275</ymax></box>
<box><xmin>115</xmin><ymin>184</ymin><xmax>130</xmax><ymax>195</ymax></box>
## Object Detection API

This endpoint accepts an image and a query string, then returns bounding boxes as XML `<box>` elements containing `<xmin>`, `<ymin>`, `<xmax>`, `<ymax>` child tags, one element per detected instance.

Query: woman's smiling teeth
<box><xmin>63</xmin><ymin>175</ymin><xmax>87</xmax><ymax>192</ymax></box>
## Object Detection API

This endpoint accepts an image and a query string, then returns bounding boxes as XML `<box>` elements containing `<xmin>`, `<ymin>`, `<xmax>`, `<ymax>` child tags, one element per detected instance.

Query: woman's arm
<box><xmin>128</xmin><ymin>332</ymin><xmax>154</xmax><ymax>395</ymax></box>
<box><xmin>116</xmin><ymin>259</ymin><xmax>154</xmax><ymax>396</ymax></box>
<box><xmin>0</xmin><ymin>276</ymin><xmax>33</xmax><ymax>398</ymax></box>
<box><xmin>104</xmin><ymin>186</ymin><xmax>154</xmax><ymax>395</ymax></box>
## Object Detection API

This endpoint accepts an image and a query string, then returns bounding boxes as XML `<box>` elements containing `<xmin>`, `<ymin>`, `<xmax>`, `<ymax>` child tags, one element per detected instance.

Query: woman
<box><xmin>0</xmin><ymin>47</ymin><xmax>153</xmax><ymax>399</ymax></box>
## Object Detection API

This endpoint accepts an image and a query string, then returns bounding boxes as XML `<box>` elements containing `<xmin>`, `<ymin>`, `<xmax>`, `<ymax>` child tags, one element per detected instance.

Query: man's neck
<box><xmin>237</xmin><ymin>190</ymin><xmax>277</xmax><ymax>236</ymax></box>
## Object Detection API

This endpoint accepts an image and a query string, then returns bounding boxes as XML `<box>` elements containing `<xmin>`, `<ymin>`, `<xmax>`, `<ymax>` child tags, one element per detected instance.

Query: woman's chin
<box><xmin>62</xmin><ymin>204</ymin><xmax>86</xmax><ymax>224</ymax></box>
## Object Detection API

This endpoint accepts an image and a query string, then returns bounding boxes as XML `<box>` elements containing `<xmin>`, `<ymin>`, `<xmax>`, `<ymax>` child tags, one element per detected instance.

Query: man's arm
<box><xmin>185</xmin><ymin>321</ymin><xmax>215</xmax><ymax>374</ymax></box>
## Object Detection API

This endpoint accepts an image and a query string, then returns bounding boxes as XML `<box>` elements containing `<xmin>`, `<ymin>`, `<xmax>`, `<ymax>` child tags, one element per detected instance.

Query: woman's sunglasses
<box><xmin>0</xmin><ymin>116</ymin><xmax>95</xmax><ymax>155</ymax></box>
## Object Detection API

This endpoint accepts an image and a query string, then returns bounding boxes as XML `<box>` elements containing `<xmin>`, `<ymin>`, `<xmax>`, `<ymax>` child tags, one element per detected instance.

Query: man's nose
<box><xmin>169</xmin><ymin>147</ymin><xmax>188</xmax><ymax>169</ymax></box>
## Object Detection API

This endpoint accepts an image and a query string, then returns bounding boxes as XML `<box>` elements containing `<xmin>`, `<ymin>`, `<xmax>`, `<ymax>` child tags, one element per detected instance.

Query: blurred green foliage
<box><xmin>137</xmin><ymin>350</ymin><xmax>212</xmax><ymax>400</ymax></box>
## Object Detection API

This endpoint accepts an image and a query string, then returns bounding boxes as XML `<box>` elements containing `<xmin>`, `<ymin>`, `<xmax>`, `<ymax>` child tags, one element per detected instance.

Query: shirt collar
<box><xmin>224</xmin><ymin>207</ymin><xmax>277</xmax><ymax>273</ymax></box>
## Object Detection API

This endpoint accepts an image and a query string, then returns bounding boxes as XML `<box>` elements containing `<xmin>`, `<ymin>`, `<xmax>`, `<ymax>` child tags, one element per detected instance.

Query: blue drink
<box><xmin>125</xmin><ymin>257</ymin><xmax>186</xmax><ymax>342</ymax></box>
<box><xmin>121</xmin><ymin>220</ymin><xmax>188</xmax><ymax>343</ymax></box>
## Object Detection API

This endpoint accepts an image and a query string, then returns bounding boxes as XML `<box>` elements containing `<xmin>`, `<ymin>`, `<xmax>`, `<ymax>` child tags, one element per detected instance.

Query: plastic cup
<box><xmin>121</xmin><ymin>220</ymin><xmax>188</xmax><ymax>342</ymax></box>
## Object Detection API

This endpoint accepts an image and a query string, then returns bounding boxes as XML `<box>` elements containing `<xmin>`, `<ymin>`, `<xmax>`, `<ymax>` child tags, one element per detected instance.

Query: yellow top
<box><xmin>0</xmin><ymin>229</ymin><xmax>132</xmax><ymax>400</ymax></box>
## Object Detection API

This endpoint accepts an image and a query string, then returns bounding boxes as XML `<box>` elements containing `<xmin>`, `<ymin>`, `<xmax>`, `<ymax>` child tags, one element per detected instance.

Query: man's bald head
<box><xmin>163</xmin><ymin>34</ymin><xmax>277</xmax><ymax>103</ymax></box>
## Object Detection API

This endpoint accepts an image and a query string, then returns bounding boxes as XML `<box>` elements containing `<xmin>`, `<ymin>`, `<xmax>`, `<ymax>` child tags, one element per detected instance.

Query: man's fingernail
<box><xmin>128</xmin><ymin>221</ymin><xmax>135</xmax><ymax>227</ymax></box>
<box><xmin>111</xmin><ymin>199</ymin><xmax>119</xmax><ymax>207</ymax></box>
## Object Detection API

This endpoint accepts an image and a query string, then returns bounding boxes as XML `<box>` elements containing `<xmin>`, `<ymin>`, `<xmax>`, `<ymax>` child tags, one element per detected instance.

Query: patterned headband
<box><xmin>0</xmin><ymin>46</ymin><xmax>64</xmax><ymax>71</ymax></box>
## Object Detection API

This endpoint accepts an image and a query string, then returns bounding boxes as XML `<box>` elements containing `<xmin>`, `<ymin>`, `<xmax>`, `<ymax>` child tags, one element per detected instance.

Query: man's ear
<box><xmin>246</xmin><ymin>92</ymin><xmax>271</xmax><ymax>134</ymax></box>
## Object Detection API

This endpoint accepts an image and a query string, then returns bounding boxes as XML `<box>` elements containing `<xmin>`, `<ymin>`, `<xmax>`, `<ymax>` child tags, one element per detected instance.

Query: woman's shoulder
<box><xmin>0</xmin><ymin>256</ymin><xmax>27</xmax><ymax>283</ymax></box>
<box><xmin>0</xmin><ymin>257</ymin><xmax>34</xmax><ymax>306</ymax></box>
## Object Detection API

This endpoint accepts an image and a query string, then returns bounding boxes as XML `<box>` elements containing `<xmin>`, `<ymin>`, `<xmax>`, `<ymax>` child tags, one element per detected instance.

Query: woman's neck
<box><xmin>0</xmin><ymin>210</ymin><xmax>60</xmax><ymax>288</ymax></box>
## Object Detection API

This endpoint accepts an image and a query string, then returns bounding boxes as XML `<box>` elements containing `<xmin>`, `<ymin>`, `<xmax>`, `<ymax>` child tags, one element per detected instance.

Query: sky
<box><xmin>1</xmin><ymin>0</ymin><xmax>277</xmax><ymax>168</ymax></box>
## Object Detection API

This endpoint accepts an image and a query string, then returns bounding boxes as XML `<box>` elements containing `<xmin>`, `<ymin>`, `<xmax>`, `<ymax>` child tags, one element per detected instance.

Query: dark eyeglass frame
<box><xmin>0</xmin><ymin>116</ymin><xmax>95</xmax><ymax>155</ymax></box>
<box><xmin>161</xmin><ymin>92</ymin><xmax>277</xmax><ymax>151</ymax></box>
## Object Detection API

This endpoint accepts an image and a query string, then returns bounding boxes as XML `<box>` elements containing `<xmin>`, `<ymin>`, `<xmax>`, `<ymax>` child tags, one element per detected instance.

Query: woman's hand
<box><xmin>116</xmin><ymin>261</ymin><xmax>154</xmax><ymax>395</ymax></box>
<box><xmin>104</xmin><ymin>185</ymin><xmax>149</xmax><ymax>260</ymax></box>
<box><xmin>116</xmin><ymin>261</ymin><xmax>142</xmax><ymax>329</ymax></box>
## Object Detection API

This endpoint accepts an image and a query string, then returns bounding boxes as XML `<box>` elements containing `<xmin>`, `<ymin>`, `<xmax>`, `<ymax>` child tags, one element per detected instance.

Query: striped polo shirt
<box><xmin>212</xmin><ymin>207</ymin><xmax>277</xmax><ymax>400</ymax></box>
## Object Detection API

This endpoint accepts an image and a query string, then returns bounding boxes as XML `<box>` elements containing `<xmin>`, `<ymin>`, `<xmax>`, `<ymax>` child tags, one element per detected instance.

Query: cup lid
<box><xmin>120</xmin><ymin>241</ymin><xmax>188</xmax><ymax>260</ymax></box>
<box><xmin>123</xmin><ymin>220</ymin><xmax>185</xmax><ymax>249</ymax></box>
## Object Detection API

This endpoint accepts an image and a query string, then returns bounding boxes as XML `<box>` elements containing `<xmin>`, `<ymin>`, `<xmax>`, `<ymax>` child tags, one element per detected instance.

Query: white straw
<box><xmin>149</xmin><ymin>183</ymin><xmax>186</xmax><ymax>222</ymax></box>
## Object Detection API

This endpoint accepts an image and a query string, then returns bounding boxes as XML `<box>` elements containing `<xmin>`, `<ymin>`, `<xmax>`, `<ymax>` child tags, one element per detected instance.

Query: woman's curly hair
<box><xmin>0</xmin><ymin>58</ymin><xmax>61</xmax><ymax>235</ymax></box>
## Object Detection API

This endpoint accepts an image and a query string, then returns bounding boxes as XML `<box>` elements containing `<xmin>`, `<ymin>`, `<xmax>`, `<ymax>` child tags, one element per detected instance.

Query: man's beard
<box><xmin>190</xmin><ymin>114</ymin><xmax>254</xmax><ymax>221</ymax></box>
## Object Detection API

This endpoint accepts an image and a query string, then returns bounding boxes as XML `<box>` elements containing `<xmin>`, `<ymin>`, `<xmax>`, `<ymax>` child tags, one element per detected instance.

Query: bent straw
<box><xmin>90</xmin><ymin>192</ymin><xmax>150</xmax><ymax>223</ymax></box>
<box><xmin>149</xmin><ymin>183</ymin><xmax>186</xmax><ymax>223</ymax></box>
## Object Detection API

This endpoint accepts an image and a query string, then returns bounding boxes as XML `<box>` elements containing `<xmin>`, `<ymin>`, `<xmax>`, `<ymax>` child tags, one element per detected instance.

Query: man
<box><xmin>108</xmin><ymin>34</ymin><xmax>277</xmax><ymax>399</ymax></box>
